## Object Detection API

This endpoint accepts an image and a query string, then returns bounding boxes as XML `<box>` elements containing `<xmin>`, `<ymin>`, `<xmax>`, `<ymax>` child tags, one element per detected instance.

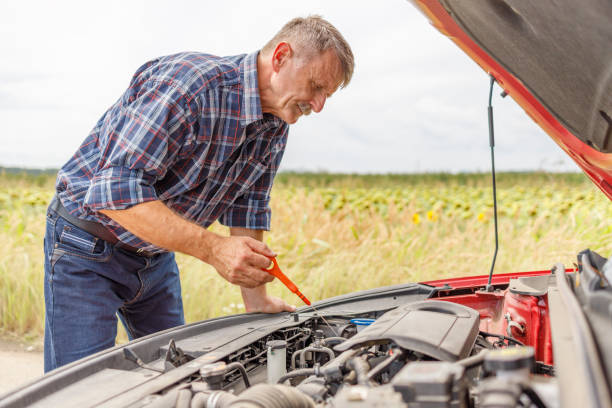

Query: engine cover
<box><xmin>335</xmin><ymin>300</ymin><xmax>479</xmax><ymax>361</ymax></box>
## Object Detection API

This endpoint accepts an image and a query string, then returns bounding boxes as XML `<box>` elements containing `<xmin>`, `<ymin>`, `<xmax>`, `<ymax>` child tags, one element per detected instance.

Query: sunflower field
<box><xmin>1</xmin><ymin>170</ymin><xmax>610</xmax><ymax>343</ymax></box>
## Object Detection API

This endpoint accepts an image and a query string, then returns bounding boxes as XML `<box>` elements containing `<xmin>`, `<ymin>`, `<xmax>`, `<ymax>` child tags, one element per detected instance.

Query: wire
<box><xmin>479</xmin><ymin>331</ymin><xmax>525</xmax><ymax>347</ymax></box>
<box><xmin>277</xmin><ymin>368</ymin><xmax>316</xmax><ymax>384</ymax></box>
<box><xmin>225</xmin><ymin>362</ymin><xmax>251</xmax><ymax>388</ymax></box>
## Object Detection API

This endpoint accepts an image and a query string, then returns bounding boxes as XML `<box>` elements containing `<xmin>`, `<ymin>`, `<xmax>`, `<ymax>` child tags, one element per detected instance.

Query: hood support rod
<box><xmin>486</xmin><ymin>75</ymin><xmax>499</xmax><ymax>292</ymax></box>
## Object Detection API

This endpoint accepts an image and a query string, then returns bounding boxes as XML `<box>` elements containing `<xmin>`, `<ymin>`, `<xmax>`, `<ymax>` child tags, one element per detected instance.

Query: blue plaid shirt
<box><xmin>56</xmin><ymin>51</ymin><xmax>289</xmax><ymax>254</ymax></box>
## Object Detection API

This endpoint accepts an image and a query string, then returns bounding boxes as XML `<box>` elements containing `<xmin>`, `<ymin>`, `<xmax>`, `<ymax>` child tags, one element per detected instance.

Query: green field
<box><xmin>1</xmin><ymin>169</ymin><xmax>610</xmax><ymax>343</ymax></box>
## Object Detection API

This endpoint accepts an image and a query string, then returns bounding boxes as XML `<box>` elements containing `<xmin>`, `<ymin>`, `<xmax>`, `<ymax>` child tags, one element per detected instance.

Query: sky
<box><xmin>0</xmin><ymin>0</ymin><xmax>579</xmax><ymax>173</ymax></box>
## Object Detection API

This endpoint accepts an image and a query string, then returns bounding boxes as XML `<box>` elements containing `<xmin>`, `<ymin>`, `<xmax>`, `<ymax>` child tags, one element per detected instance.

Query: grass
<box><xmin>0</xmin><ymin>169</ymin><xmax>610</xmax><ymax>343</ymax></box>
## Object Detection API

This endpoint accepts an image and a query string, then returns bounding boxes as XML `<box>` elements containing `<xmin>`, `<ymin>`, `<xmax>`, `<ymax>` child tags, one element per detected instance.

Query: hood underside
<box><xmin>411</xmin><ymin>0</ymin><xmax>612</xmax><ymax>198</ymax></box>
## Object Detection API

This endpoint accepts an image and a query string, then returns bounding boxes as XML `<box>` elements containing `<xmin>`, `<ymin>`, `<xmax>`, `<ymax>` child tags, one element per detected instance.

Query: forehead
<box><xmin>303</xmin><ymin>49</ymin><xmax>343</xmax><ymax>89</ymax></box>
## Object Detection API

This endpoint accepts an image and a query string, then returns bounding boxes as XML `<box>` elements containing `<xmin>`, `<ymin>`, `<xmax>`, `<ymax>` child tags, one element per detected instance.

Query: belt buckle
<box><xmin>135</xmin><ymin>247</ymin><xmax>154</xmax><ymax>257</ymax></box>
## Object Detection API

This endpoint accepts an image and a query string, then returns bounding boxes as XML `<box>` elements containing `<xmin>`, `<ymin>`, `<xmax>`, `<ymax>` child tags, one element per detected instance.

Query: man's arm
<box><xmin>229</xmin><ymin>227</ymin><xmax>296</xmax><ymax>313</ymax></box>
<box><xmin>100</xmin><ymin>201</ymin><xmax>275</xmax><ymax>288</ymax></box>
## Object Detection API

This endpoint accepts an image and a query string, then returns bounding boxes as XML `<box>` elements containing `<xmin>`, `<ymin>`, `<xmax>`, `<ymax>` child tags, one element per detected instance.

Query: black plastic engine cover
<box><xmin>335</xmin><ymin>300</ymin><xmax>479</xmax><ymax>361</ymax></box>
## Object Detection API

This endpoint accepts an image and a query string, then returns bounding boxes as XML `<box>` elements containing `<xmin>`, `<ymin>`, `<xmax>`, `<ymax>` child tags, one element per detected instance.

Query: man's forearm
<box><xmin>100</xmin><ymin>200</ymin><xmax>276</xmax><ymax>288</ymax></box>
<box><xmin>100</xmin><ymin>200</ymin><xmax>219</xmax><ymax>262</ymax></box>
<box><xmin>229</xmin><ymin>227</ymin><xmax>264</xmax><ymax>242</ymax></box>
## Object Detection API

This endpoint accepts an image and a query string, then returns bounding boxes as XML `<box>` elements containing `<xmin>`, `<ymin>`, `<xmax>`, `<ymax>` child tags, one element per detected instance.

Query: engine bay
<box><xmin>124</xmin><ymin>284</ymin><xmax>557</xmax><ymax>408</ymax></box>
<box><xmin>9</xmin><ymin>252</ymin><xmax>612</xmax><ymax>408</ymax></box>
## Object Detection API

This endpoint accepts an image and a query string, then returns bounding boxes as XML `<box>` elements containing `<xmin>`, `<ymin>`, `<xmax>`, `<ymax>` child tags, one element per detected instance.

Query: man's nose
<box><xmin>311</xmin><ymin>93</ymin><xmax>326</xmax><ymax>113</ymax></box>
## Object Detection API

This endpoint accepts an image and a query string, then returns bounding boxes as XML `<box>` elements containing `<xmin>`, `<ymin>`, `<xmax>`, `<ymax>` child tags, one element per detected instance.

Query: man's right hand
<box><xmin>208</xmin><ymin>235</ymin><xmax>276</xmax><ymax>288</ymax></box>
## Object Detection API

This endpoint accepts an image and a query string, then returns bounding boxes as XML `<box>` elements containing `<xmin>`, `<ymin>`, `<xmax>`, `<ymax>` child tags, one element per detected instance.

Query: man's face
<box><xmin>267</xmin><ymin>45</ymin><xmax>343</xmax><ymax>124</ymax></box>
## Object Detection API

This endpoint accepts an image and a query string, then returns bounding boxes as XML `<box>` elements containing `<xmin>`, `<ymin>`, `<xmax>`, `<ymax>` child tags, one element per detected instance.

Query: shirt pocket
<box><xmin>235</xmin><ymin>157</ymin><xmax>268</xmax><ymax>195</ymax></box>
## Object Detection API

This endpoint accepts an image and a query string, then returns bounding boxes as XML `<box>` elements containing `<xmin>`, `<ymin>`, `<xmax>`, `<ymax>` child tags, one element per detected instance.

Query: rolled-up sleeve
<box><xmin>219</xmin><ymin>195</ymin><xmax>272</xmax><ymax>230</ymax></box>
<box><xmin>82</xmin><ymin>80</ymin><xmax>196</xmax><ymax>213</ymax></box>
<box><xmin>83</xmin><ymin>167</ymin><xmax>159</xmax><ymax>212</ymax></box>
<box><xmin>219</xmin><ymin>140</ymin><xmax>286</xmax><ymax>230</ymax></box>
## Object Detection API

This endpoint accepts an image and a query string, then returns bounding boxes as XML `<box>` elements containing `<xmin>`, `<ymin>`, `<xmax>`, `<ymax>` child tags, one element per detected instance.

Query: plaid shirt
<box><xmin>56</xmin><ymin>51</ymin><xmax>288</xmax><ymax>254</ymax></box>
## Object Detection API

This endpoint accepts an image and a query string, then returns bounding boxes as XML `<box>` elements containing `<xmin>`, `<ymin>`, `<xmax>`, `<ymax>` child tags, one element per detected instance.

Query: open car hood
<box><xmin>4</xmin><ymin>253</ymin><xmax>612</xmax><ymax>408</ymax></box>
<box><xmin>409</xmin><ymin>0</ymin><xmax>612</xmax><ymax>199</ymax></box>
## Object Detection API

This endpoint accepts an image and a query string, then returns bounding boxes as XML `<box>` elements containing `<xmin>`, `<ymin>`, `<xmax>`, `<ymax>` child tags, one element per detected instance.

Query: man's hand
<box><xmin>241</xmin><ymin>286</ymin><xmax>296</xmax><ymax>313</ymax></box>
<box><xmin>230</xmin><ymin>227</ymin><xmax>295</xmax><ymax>313</ymax></box>
<box><xmin>209</xmin><ymin>235</ymin><xmax>275</xmax><ymax>288</ymax></box>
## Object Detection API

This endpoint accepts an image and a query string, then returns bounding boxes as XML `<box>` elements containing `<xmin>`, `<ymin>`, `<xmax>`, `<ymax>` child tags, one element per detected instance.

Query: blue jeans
<box><xmin>43</xmin><ymin>204</ymin><xmax>185</xmax><ymax>372</ymax></box>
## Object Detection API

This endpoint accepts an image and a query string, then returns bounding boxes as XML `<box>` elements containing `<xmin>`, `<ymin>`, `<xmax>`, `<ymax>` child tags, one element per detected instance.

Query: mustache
<box><xmin>297</xmin><ymin>102</ymin><xmax>312</xmax><ymax>116</ymax></box>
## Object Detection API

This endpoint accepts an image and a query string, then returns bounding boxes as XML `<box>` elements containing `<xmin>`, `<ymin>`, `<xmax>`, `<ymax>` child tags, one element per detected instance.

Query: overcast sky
<box><xmin>0</xmin><ymin>0</ymin><xmax>579</xmax><ymax>173</ymax></box>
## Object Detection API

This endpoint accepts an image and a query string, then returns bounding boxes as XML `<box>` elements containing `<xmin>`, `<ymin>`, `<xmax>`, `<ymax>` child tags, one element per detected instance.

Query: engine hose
<box><xmin>300</xmin><ymin>346</ymin><xmax>335</xmax><ymax>368</ymax></box>
<box><xmin>322</xmin><ymin>337</ymin><xmax>347</xmax><ymax>346</ymax></box>
<box><xmin>520</xmin><ymin>384</ymin><xmax>547</xmax><ymax>408</ymax></box>
<box><xmin>457</xmin><ymin>349</ymin><xmax>488</xmax><ymax>369</ymax></box>
<box><xmin>176</xmin><ymin>389</ymin><xmax>192</xmax><ymax>408</ymax></box>
<box><xmin>277</xmin><ymin>368</ymin><xmax>317</xmax><ymax>385</ymax></box>
<box><xmin>225</xmin><ymin>362</ymin><xmax>251</xmax><ymax>388</ymax></box>
<box><xmin>347</xmin><ymin>357</ymin><xmax>371</xmax><ymax>386</ymax></box>
<box><xmin>292</xmin><ymin>345</ymin><xmax>335</xmax><ymax>369</ymax></box>
<box><xmin>366</xmin><ymin>350</ymin><xmax>403</xmax><ymax>381</ymax></box>
<box><xmin>203</xmin><ymin>391</ymin><xmax>238</xmax><ymax>408</ymax></box>
<box><xmin>329</xmin><ymin>348</ymin><xmax>360</xmax><ymax>368</ymax></box>
<box><xmin>228</xmin><ymin>384</ymin><xmax>314</xmax><ymax>408</ymax></box>
<box><xmin>190</xmin><ymin>392</ymin><xmax>209</xmax><ymax>408</ymax></box>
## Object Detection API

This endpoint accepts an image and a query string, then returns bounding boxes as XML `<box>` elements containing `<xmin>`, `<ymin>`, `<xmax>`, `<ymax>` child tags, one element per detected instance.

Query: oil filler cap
<box><xmin>484</xmin><ymin>347</ymin><xmax>535</xmax><ymax>373</ymax></box>
<box><xmin>200</xmin><ymin>362</ymin><xmax>227</xmax><ymax>390</ymax></box>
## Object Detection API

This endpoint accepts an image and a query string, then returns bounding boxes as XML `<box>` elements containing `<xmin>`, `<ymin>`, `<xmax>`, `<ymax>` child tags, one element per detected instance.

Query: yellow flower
<box><xmin>426</xmin><ymin>210</ymin><xmax>437</xmax><ymax>221</ymax></box>
<box><xmin>412</xmin><ymin>213</ymin><xmax>420</xmax><ymax>224</ymax></box>
<box><xmin>477</xmin><ymin>212</ymin><xmax>485</xmax><ymax>221</ymax></box>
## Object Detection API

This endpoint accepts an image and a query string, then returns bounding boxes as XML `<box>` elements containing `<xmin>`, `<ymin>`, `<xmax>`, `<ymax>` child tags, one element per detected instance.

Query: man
<box><xmin>43</xmin><ymin>15</ymin><xmax>354</xmax><ymax>372</ymax></box>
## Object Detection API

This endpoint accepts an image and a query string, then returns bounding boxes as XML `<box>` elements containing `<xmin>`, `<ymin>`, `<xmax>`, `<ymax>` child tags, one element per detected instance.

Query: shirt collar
<box><xmin>239</xmin><ymin>51</ymin><xmax>264</xmax><ymax>127</ymax></box>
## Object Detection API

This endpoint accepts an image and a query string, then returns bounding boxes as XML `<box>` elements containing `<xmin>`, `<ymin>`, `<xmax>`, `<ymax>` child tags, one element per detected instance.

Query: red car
<box><xmin>1</xmin><ymin>1</ymin><xmax>611</xmax><ymax>407</ymax></box>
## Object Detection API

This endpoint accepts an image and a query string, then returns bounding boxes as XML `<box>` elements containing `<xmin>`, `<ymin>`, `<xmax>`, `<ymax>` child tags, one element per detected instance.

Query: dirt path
<box><xmin>0</xmin><ymin>338</ymin><xmax>44</xmax><ymax>395</ymax></box>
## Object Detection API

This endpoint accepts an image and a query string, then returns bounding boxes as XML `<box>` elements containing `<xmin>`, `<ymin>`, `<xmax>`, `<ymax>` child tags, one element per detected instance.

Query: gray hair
<box><xmin>262</xmin><ymin>15</ymin><xmax>354</xmax><ymax>89</ymax></box>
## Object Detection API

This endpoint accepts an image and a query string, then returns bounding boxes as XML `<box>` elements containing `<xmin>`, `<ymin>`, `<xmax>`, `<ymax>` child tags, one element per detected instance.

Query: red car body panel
<box><xmin>423</xmin><ymin>270</ymin><xmax>567</xmax><ymax>365</ymax></box>
<box><xmin>435</xmin><ymin>289</ymin><xmax>553</xmax><ymax>365</ymax></box>
<box><xmin>410</xmin><ymin>0</ymin><xmax>612</xmax><ymax>199</ymax></box>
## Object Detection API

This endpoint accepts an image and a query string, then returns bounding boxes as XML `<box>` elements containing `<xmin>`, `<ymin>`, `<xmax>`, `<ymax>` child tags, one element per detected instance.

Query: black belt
<box><xmin>50</xmin><ymin>196</ymin><xmax>155</xmax><ymax>257</ymax></box>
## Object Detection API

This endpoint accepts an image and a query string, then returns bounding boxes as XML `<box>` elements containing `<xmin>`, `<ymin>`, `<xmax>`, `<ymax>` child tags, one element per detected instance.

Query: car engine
<box><xmin>139</xmin><ymin>299</ymin><xmax>557</xmax><ymax>408</ymax></box>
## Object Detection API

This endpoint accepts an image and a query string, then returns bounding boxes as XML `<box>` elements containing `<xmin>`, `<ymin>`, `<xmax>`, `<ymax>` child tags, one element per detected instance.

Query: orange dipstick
<box><xmin>263</xmin><ymin>257</ymin><xmax>311</xmax><ymax>305</ymax></box>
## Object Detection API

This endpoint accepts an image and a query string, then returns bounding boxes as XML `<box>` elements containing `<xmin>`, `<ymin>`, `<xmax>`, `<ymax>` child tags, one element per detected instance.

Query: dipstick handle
<box><xmin>263</xmin><ymin>257</ymin><xmax>311</xmax><ymax>305</ymax></box>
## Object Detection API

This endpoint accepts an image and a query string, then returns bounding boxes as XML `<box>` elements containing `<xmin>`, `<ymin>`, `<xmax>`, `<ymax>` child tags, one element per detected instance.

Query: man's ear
<box><xmin>271</xmin><ymin>42</ymin><xmax>292</xmax><ymax>73</ymax></box>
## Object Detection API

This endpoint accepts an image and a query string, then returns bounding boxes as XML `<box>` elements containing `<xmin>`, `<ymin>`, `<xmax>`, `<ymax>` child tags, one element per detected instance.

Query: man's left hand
<box><xmin>231</xmin><ymin>228</ymin><xmax>296</xmax><ymax>313</ymax></box>
<box><xmin>241</xmin><ymin>286</ymin><xmax>296</xmax><ymax>313</ymax></box>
